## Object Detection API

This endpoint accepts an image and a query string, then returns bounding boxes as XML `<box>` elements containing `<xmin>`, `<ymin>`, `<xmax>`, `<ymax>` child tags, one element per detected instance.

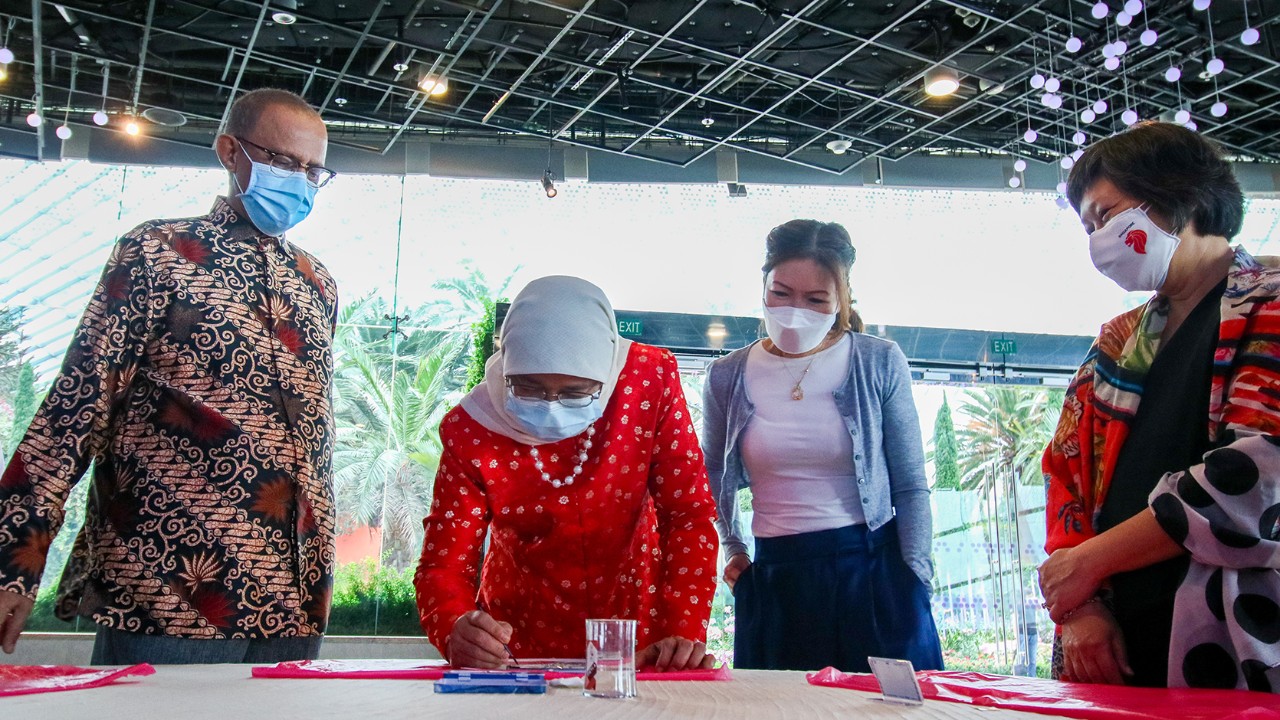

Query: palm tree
<box><xmin>951</xmin><ymin>385</ymin><xmax>1065</xmax><ymax>675</ymax></box>
<box><xmin>331</xmin><ymin>295</ymin><xmax>469</xmax><ymax>569</ymax></box>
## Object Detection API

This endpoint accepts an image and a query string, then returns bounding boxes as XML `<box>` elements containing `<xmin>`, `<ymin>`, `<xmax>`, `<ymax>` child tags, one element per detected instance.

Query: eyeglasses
<box><xmin>506</xmin><ymin>380</ymin><xmax>602</xmax><ymax>409</ymax></box>
<box><xmin>236</xmin><ymin>136</ymin><xmax>337</xmax><ymax>188</ymax></box>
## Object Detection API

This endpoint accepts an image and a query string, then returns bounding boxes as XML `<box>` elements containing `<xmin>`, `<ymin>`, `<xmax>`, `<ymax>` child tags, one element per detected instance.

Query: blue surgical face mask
<box><xmin>233</xmin><ymin>141</ymin><xmax>318</xmax><ymax>237</ymax></box>
<box><xmin>505</xmin><ymin>391</ymin><xmax>604</xmax><ymax>443</ymax></box>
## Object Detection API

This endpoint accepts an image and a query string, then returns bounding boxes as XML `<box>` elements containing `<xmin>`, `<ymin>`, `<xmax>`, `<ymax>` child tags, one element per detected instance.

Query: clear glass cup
<box><xmin>583</xmin><ymin>618</ymin><xmax>637</xmax><ymax>699</ymax></box>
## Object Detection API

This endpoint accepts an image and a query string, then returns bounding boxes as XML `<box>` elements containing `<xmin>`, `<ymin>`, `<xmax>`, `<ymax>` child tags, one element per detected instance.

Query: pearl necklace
<box><xmin>529</xmin><ymin>425</ymin><xmax>596</xmax><ymax>488</ymax></box>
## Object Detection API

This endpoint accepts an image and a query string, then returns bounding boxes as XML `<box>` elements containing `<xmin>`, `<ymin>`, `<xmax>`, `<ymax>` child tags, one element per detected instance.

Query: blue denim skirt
<box><xmin>732</xmin><ymin>522</ymin><xmax>943</xmax><ymax>672</ymax></box>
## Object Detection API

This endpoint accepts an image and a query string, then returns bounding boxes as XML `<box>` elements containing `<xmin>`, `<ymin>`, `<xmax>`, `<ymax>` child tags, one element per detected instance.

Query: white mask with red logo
<box><xmin>1088</xmin><ymin>205</ymin><xmax>1181</xmax><ymax>292</ymax></box>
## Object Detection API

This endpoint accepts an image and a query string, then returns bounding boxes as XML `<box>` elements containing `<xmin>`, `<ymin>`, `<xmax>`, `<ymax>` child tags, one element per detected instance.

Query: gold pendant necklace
<box><xmin>780</xmin><ymin>354</ymin><xmax>817</xmax><ymax>401</ymax></box>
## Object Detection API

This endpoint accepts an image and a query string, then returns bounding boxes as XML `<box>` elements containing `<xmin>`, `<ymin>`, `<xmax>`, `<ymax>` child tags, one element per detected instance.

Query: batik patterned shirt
<box><xmin>0</xmin><ymin>197</ymin><xmax>337</xmax><ymax>639</ymax></box>
<box><xmin>414</xmin><ymin>343</ymin><xmax>718</xmax><ymax>659</ymax></box>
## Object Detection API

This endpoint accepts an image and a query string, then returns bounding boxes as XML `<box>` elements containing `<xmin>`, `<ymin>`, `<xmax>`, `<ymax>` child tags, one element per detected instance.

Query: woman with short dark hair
<box><xmin>1039</xmin><ymin>122</ymin><xmax>1280</xmax><ymax>692</ymax></box>
<box><xmin>701</xmin><ymin>219</ymin><xmax>943</xmax><ymax>672</ymax></box>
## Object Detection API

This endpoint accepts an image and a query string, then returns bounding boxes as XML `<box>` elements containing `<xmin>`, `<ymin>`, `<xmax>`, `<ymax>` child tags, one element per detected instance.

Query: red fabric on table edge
<box><xmin>806</xmin><ymin>668</ymin><xmax>1280</xmax><ymax>720</ymax></box>
<box><xmin>0</xmin><ymin>664</ymin><xmax>156</xmax><ymax>698</ymax></box>
<box><xmin>251</xmin><ymin>659</ymin><xmax>731</xmax><ymax>682</ymax></box>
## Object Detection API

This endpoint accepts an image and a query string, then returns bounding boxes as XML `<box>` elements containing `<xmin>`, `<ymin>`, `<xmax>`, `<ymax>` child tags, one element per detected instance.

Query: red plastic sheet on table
<box><xmin>806</xmin><ymin>668</ymin><xmax>1280</xmax><ymax>720</ymax></box>
<box><xmin>0</xmin><ymin>664</ymin><xmax>155</xmax><ymax>698</ymax></box>
<box><xmin>252</xmin><ymin>659</ymin><xmax>731</xmax><ymax>682</ymax></box>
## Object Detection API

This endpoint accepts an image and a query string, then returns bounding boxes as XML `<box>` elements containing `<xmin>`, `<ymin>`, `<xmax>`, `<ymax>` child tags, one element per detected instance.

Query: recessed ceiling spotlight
<box><xmin>825</xmin><ymin>138</ymin><xmax>852</xmax><ymax>155</ymax></box>
<box><xmin>272</xmin><ymin>0</ymin><xmax>298</xmax><ymax>25</ymax></box>
<box><xmin>393</xmin><ymin>61</ymin><xmax>410</xmax><ymax>72</ymax></box>
<box><xmin>333</xmin><ymin>97</ymin><xmax>348</xmax><ymax>106</ymax></box>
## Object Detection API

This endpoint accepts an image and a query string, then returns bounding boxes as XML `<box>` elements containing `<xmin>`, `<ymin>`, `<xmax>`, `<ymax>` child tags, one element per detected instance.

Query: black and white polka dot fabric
<box><xmin>1150</xmin><ymin>432</ymin><xmax>1280</xmax><ymax>692</ymax></box>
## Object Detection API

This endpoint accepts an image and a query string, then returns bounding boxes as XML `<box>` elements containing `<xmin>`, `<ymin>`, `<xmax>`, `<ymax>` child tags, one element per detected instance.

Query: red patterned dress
<box><xmin>414</xmin><ymin>342</ymin><xmax>718</xmax><ymax>659</ymax></box>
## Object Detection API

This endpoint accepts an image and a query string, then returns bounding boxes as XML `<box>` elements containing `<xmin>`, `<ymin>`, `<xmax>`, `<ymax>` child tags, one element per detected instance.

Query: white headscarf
<box><xmin>460</xmin><ymin>276</ymin><xmax>632</xmax><ymax>446</ymax></box>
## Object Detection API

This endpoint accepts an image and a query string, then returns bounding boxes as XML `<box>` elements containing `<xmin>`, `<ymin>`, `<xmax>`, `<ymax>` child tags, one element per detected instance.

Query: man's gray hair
<box><xmin>224</xmin><ymin>88</ymin><xmax>321</xmax><ymax>137</ymax></box>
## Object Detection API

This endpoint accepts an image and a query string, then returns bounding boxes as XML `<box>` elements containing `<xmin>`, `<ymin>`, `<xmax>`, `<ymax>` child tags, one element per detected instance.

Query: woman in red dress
<box><xmin>414</xmin><ymin>275</ymin><xmax>718</xmax><ymax>670</ymax></box>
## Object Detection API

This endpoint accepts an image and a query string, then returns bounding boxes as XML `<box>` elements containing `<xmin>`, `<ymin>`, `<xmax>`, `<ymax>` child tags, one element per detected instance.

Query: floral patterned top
<box><xmin>0</xmin><ymin>198</ymin><xmax>337</xmax><ymax>639</ymax></box>
<box><xmin>414</xmin><ymin>342</ymin><xmax>718</xmax><ymax>659</ymax></box>
<box><xmin>1044</xmin><ymin>248</ymin><xmax>1280</xmax><ymax>692</ymax></box>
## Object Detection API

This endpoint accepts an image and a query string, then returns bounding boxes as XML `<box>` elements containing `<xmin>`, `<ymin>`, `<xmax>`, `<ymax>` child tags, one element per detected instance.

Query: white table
<box><xmin>5</xmin><ymin>664</ymin><xmax>1068</xmax><ymax>720</ymax></box>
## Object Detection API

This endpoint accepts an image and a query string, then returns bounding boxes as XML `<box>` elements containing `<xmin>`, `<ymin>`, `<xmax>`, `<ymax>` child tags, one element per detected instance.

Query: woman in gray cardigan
<box><xmin>701</xmin><ymin>219</ymin><xmax>943</xmax><ymax>672</ymax></box>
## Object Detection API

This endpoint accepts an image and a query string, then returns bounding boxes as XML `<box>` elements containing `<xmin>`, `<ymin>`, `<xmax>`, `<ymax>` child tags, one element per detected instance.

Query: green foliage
<box><xmin>954</xmin><ymin>386</ymin><xmax>1064</xmax><ymax>492</ymax></box>
<box><xmin>326</xmin><ymin>558</ymin><xmax>424</xmax><ymax>636</ymax></box>
<box><xmin>930</xmin><ymin>391</ymin><xmax>961</xmax><ymax>490</ymax></box>
<box><xmin>331</xmin><ymin>295</ymin><xmax>469</xmax><ymax>568</ymax></box>
<box><xmin>466</xmin><ymin>296</ymin><xmax>499</xmax><ymax>391</ymax></box>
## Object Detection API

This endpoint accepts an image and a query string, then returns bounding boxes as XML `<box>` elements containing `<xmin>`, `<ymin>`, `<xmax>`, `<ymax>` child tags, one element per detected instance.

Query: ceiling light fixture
<box><xmin>826</xmin><ymin>138</ymin><xmax>852</xmax><ymax>155</ymax></box>
<box><xmin>1091</xmin><ymin>2</ymin><xmax>1109</xmax><ymax>19</ymax></box>
<box><xmin>26</xmin><ymin>111</ymin><xmax>41</xmax><ymax>127</ymax></box>
<box><xmin>923</xmin><ymin>66</ymin><xmax>959</xmax><ymax>96</ymax></box>
<box><xmin>271</xmin><ymin>0</ymin><xmax>298</xmax><ymax>25</ymax></box>
<box><xmin>419</xmin><ymin>74</ymin><xmax>449</xmax><ymax>96</ymax></box>
<box><xmin>124</xmin><ymin>117</ymin><xmax>141</xmax><ymax>136</ymax></box>
<box><xmin>0</xmin><ymin>47</ymin><xmax>11</xmax><ymax>65</ymax></box>
<box><xmin>1240</xmin><ymin>0</ymin><xmax>1259</xmax><ymax>45</ymax></box>
<box><xmin>541</xmin><ymin>169</ymin><xmax>557</xmax><ymax>198</ymax></box>
<box><xmin>57</xmin><ymin>58</ymin><xmax>76</xmax><ymax>141</ymax></box>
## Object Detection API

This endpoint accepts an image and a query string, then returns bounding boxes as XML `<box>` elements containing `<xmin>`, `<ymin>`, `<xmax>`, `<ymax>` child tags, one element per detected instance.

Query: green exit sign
<box><xmin>991</xmin><ymin>338</ymin><xmax>1018</xmax><ymax>355</ymax></box>
<box><xmin>617</xmin><ymin>318</ymin><xmax>643</xmax><ymax>337</ymax></box>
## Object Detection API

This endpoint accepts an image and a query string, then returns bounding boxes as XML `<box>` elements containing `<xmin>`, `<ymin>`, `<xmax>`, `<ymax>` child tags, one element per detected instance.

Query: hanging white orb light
<box><xmin>1013</xmin><ymin>158</ymin><xmax>1028</xmax><ymax>172</ymax></box>
<box><xmin>1061</xmin><ymin>156</ymin><xmax>1076</xmax><ymax>169</ymax></box>
<box><xmin>1174</xmin><ymin>108</ymin><xmax>1191</xmax><ymax>124</ymax></box>
<box><xmin>1057</xmin><ymin>181</ymin><xmax>1069</xmax><ymax>194</ymax></box>
<box><xmin>92</xmin><ymin>110</ymin><xmax>109</xmax><ymax>126</ymax></box>
<box><xmin>1185</xmin><ymin>120</ymin><xmax>1199</xmax><ymax>131</ymax></box>
<box><xmin>1140</xmin><ymin>29</ymin><xmax>1158</xmax><ymax>46</ymax></box>
<box><xmin>1073</xmin><ymin>148</ymin><xmax>1085</xmax><ymax>160</ymax></box>
<box><xmin>1023</xmin><ymin>128</ymin><xmax>1039</xmax><ymax>143</ymax></box>
<box><xmin>1241</xmin><ymin>27</ymin><xmax>1260</xmax><ymax>46</ymax></box>
<box><xmin>1009</xmin><ymin>176</ymin><xmax>1022</xmax><ymax>188</ymax></box>
<box><xmin>1210</xmin><ymin>101</ymin><xmax>1228</xmax><ymax>117</ymax></box>
<box><xmin>1066</xmin><ymin>36</ymin><xmax>1083</xmax><ymax>53</ymax></box>
<box><xmin>1122</xmin><ymin>108</ymin><xmax>1139</xmax><ymax>125</ymax></box>
<box><xmin>1206</xmin><ymin>57</ymin><xmax>1224</xmax><ymax>75</ymax></box>
<box><xmin>1102</xmin><ymin>42</ymin><xmax>1117</xmax><ymax>58</ymax></box>
<box><xmin>1104</xmin><ymin>56</ymin><xmax>1121</xmax><ymax>70</ymax></box>
<box><xmin>1114</xmin><ymin>40</ymin><xmax>1128</xmax><ymax>56</ymax></box>
<box><xmin>1116</xmin><ymin>11</ymin><xmax>1133</xmax><ymax>26</ymax></box>
<box><xmin>1094</xmin><ymin>99</ymin><xmax>1109</xmax><ymax>114</ymax></box>
<box><xmin>26</xmin><ymin>112</ymin><xmax>41</xmax><ymax>127</ymax></box>
<box><xmin>1092</xmin><ymin>2</ymin><xmax>1110</xmax><ymax>19</ymax></box>
<box><xmin>1045</xmin><ymin>77</ymin><xmax>1061</xmax><ymax>93</ymax></box>
<box><xmin>1082</xmin><ymin>108</ymin><xmax>1097</xmax><ymax>123</ymax></box>
<box><xmin>1030</xmin><ymin>73</ymin><xmax>1045</xmax><ymax>89</ymax></box>
<box><xmin>1124</xmin><ymin>0</ymin><xmax>1142</xmax><ymax>13</ymax></box>
<box><xmin>0</xmin><ymin>48</ymin><xmax>14</xmax><ymax>64</ymax></box>
<box><xmin>55</xmin><ymin>124</ymin><xmax>72</xmax><ymax>140</ymax></box>
<box><xmin>1192</xmin><ymin>0</ymin><xmax>1211</xmax><ymax>9</ymax></box>
<box><xmin>1072</xmin><ymin>131</ymin><xmax>1087</xmax><ymax>145</ymax></box>
<box><xmin>1164</xmin><ymin>66</ymin><xmax>1182</xmax><ymax>82</ymax></box>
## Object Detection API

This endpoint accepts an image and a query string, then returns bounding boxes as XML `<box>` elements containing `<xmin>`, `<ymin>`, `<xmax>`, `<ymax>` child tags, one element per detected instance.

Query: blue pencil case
<box><xmin>434</xmin><ymin>670</ymin><xmax>548</xmax><ymax>694</ymax></box>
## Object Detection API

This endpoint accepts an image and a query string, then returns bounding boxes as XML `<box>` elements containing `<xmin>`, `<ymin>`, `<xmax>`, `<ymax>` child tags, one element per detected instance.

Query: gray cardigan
<box><xmin>700</xmin><ymin>331</ymin><xmax>935</xmax><ymax>584</ymax></box>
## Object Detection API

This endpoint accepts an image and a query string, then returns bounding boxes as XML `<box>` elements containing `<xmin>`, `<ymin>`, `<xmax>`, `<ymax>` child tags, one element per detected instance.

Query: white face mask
<box><xmin>1088</xmin><ymin>206</ymin><xmax>1181</xmax><ymax>292</ymax></box>
<box><xmin>762</xmin><ymin>304</ymin><xmax>838</xmax><ymax>354</ymax></box>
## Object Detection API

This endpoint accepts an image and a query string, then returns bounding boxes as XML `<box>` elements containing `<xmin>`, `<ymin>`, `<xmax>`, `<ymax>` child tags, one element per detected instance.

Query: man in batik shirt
<box><xmin>0</xmin><ymin>88</ymin><xmax>339</xmax><ymax>664</ymax></box>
